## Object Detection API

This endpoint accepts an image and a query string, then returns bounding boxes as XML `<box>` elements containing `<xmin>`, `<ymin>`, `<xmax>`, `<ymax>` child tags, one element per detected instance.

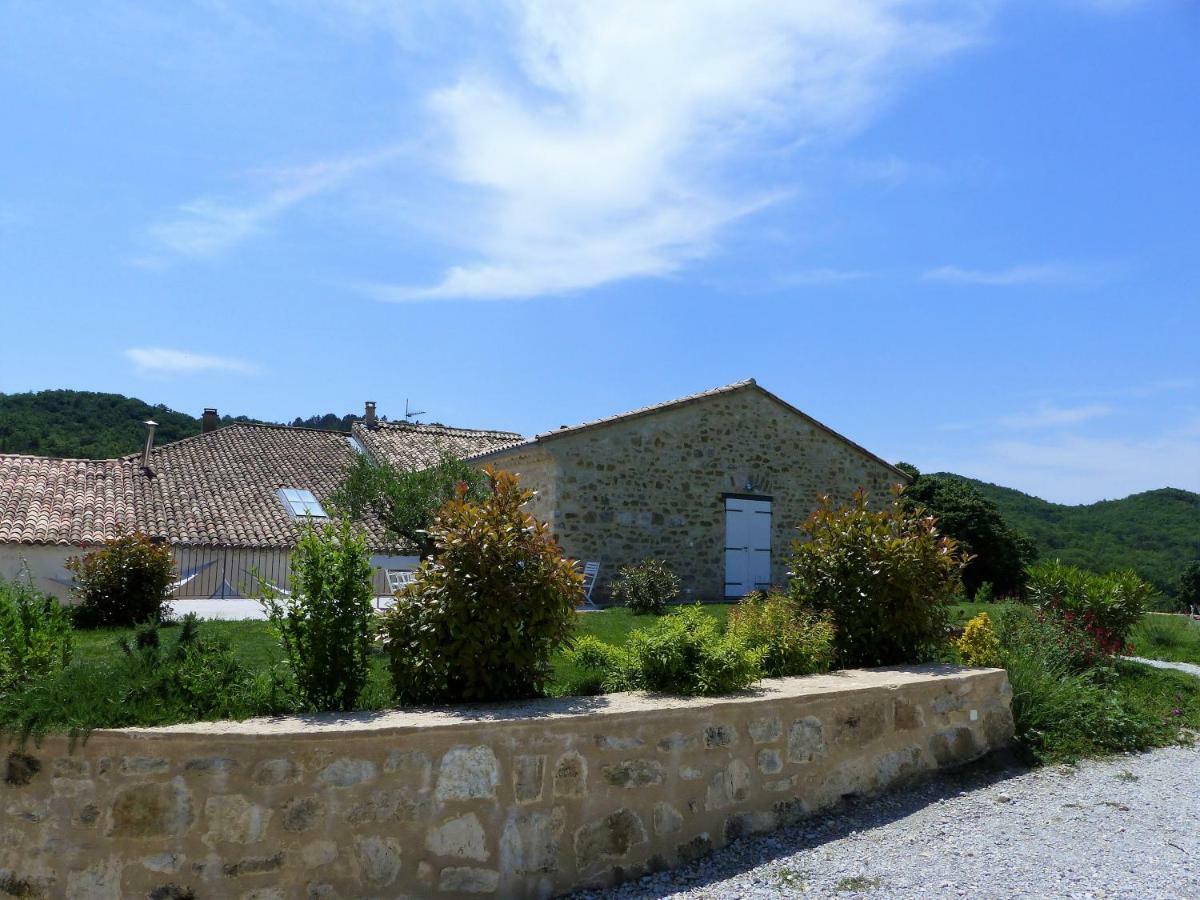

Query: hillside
<box><xmin>0</xmin><ymin>390</ymin><xmax>356</xmax><ymax>459</ymax></box>
<box><xmin>941</xmin><ymin>474</ymin><xmax>1200</xmax><ymax>595</ymax></box>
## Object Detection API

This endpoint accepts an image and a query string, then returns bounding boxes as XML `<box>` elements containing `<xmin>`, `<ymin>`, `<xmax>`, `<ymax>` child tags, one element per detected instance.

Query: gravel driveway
<box><xmin>575</xmin><ymin>744</ymin><xmax>1200</xmax><ymax>900</ymax></box>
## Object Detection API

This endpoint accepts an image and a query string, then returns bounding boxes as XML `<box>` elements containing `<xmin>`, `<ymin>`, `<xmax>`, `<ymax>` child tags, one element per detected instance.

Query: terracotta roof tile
<box><xmin>352</xmin><ymin>421</ymin><xmax>523</xmax><ymax>471</ymax></box>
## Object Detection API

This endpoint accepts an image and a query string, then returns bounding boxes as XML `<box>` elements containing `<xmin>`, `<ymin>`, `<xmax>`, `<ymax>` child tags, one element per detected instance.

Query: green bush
<box><xmin>0</xmin><ymin>577</ymin><xmax>73</xmax><ymax>695</ymax></box>
<box><xmin>568</xmin><ymin>606</ymin><xmax>762</xmax><ymax>696</ymax></box>
<box><xmin>1025</xmin><ymin>560</ymin><xmax>1154</xmax><ymax>645</ymax></box>
<box><xmin>383</xmin><ymin>467</ymin><xmax>583</xmax><ymax>704</ymax></box>
<box><xmin>66</xmin><ymin>532</ymin><xmax>175</xmax><ymax>628</ymax></box>
<box><xmin>0</xmin><ymin>616</ymin><xmax>293</xmax><ymax>739</ymax></box>
<box><xmin>726</xmin><ymin>591</ymin><xmax>834</xmax><ymax>677</ymax></box>
<box><xmin>262</xmin><ymin>518</ymin><xmax>375</xmax><ymax>712</ymax></box>
<box><xmin>787</xmin><ymin>489</ymin><xmax>967</xmax><ymax>668</ymax></box>
<box><xmin>611</xmin><ymin>559</ymin><xmax>680</xmax><ymax>615</ymax></box>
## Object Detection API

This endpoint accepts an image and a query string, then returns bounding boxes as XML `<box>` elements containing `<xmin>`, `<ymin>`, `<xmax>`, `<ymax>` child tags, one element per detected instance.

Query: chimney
<box><xmin>202</xmin><ymin>408</ymin><xmax>219</xmax><ymax>434</ymax></box>
<box><xmin>364</xmin><ymin>401</ymin><xmax>377</xmax><ymax>427</ymax></box>
<box><xmin>141</xmin><ymin>420</ymin><xmax>158</xmax><ymax>473</ymax></box>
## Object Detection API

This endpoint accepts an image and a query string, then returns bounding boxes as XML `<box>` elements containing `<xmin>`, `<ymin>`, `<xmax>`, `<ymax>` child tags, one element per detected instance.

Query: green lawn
<box><xmin>1128</xmin><ymin>614</ymin><xmax>1200</xmax><ymax>665</ymax></box>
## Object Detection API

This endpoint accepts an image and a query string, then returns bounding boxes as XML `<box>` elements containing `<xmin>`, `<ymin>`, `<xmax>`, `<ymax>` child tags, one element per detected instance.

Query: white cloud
<box><xmin>125</xmin><ymin>347</ymin><xmax>258</xmax><ymax>375</ymax></box>
<box><xmin>922</xmin><ymin>262</ymin><xmax>1110</xmax><ymax>287</ymax></box>
<box><xmin>367</xmin><ymin>0</ymin><xmax>989</xmax><ymax>301</ymax></box>
<box><xmin>147</xmin><ymin>148</ymin><xmax>400</xmax><ymax>260</ymax></box>
<box><xmin>998</xmin><ymin>402</ymin><xmax>1113</xmax><ymax>429</ymax></box>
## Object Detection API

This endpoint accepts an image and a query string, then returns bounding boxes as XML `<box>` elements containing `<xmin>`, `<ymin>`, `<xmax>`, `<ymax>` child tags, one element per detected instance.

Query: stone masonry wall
<box><xmin>488</xmin><ymin>388</ymin><xmax>905</xmax><ymax>601</ymax></box>
<box><xmin>0</xmin><ymin>666</ymin><xmax>1012</xmax><ymax>899</ymax></box>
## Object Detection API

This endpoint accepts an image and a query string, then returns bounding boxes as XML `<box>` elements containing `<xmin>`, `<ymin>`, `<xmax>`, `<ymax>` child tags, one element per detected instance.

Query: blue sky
<box><xmin>2</xmin><ymin>1</ymin><xmax>1197</xmax><ymax>504</ymax></box>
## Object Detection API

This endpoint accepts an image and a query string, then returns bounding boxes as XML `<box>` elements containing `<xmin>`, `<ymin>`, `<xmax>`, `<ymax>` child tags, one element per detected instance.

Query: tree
<box><xmin>896</xmin><ymin>464</ymin><xmax>1037</xmax><ymax>598</ymax></box>
<box><xmin>1179</xmin><ymin>561</ymin><xmax>1200</xmax><ymax>611</ymax></box>
<box><xmin>330</xmin><ymin>452</ymin><xmax>488</xmax><ymax>558</ymax></box>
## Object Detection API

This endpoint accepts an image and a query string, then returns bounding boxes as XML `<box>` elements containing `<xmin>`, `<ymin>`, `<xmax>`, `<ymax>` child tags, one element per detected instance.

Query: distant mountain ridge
<box><xmin>0</xmin><ymin>389</ymin><xmax>358</xmax><ymax>460</ymax></box>
<box><xmin>938</xmin><ymin>473</ymin><xmax>1199</xmax><ymax>595</ymax></box>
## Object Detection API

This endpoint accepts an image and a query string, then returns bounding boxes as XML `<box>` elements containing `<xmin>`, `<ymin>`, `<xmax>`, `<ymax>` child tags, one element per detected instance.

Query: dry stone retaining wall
<box><xmin>0</xmin><ymin>666</ymin><xmax>1012</xmax><ymax>899</ymax></box>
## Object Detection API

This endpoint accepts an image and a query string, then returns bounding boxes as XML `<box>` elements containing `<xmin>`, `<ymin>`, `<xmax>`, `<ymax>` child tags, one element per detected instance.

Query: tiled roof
<box><xmin>0</xmin><ymin>455</ymin><xmax>138</xmax><ymax>545</ymax></box>
<box><xmin>128</xmin><ymin>423</ymin><xmax>395</xmax><ymax>550</ymax></box>
<box><xmin>353</xmin><ymin>421</ymin><xmax>523</xmax><ymax>471</ymax></box>
<box><xmin>0</xmin><ymin>418</ymin><xmax>525</xmax><ymax>549</ymax></box>
<box><xmin>469</xmin><ymin>379</ymin><xmax>907</xmax><ymax>479</ymax></box>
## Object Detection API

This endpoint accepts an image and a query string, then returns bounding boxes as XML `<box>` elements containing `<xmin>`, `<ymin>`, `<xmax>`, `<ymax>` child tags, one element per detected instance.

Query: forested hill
<box><xmin>0</xmin><ymin>390</ymin><xmax>357</xmax><ymax>459</ymax></box>
<box><xmin>940</xmin><ymin>474</ymin><xmax>1200</xmax><ymax>594</ymax></box>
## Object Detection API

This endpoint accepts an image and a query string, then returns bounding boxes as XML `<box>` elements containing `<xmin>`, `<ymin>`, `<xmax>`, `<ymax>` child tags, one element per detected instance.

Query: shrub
<box><xmin>726</xmin><ymin>591</ymin><xmax>835</xmax><ymax>677</ymax></box>
<box><xmin>568</xmin><ymin>606</ymin><xmax>762</xmax><ymax>696</ymax></box>
<box><xmin>383</xmin><ymin>467</ymin><xmax>583</xmax><ymax>704</ymax></box>
<box><xmin>262</xmin><ymin>518</ymin><xmax>375</xmax><ymax>712</ymax></box>
<box><xmin>955</xmin><ymin>612</ymin><xmax>1001</xmax><ymax>668</ymax></box>
<box><xmin>611</xmin><ymin>559</ymin><xmax>680</xmax><ymax>615</ymax></box>
<box><xmin>1025</xmin><ymin>560</ymin><xmax>1154</xmax><ymax>646</ymax></box>
<box><xmin>0</xmin><ymin>615</ymin><xmax>294</xmax><ymax>738</ymax></box>
<box><xmin>66</xmin><ymin>532</ymin><xmax>175</xmax><ymax>628</ymax></box>
<box><xmin>331</xmin><ymin>452</ymin><xmax>488</xmax><ymax>558</ymax></box>
<box><xmin>787</xmin><ymin>489</ymin><xmax>967</xmax><ymax>668</ymax></box>
<box><xmin>0</xmin><ymin>576</ymin><xmax>73</xmax><ymax>694</ymax></box>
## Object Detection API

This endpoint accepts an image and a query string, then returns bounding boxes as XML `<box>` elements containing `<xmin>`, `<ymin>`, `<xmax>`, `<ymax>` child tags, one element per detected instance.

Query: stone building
<box><xmin>469</xmin><ymin>380</ymin><xmax>907</xmax><ymax>601</ymax></box>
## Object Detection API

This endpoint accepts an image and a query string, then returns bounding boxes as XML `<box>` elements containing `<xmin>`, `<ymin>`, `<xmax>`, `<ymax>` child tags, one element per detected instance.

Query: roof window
<box><xmin>278</xmin><ymin>488</ymin><xmax>327</xmax><ymax>519</ymax></box>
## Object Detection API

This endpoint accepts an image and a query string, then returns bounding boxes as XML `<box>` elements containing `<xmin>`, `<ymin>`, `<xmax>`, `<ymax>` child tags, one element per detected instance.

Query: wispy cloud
<box><xmin>361</xmin><ymin>1</ymin><xmax>989</xmax><ymax>301</ymax></box>
<box><xmin>146</xmin><ymin>148</ymin><xmax>401</xmax><ymax>261</ymax></box>
<box><xmin>922</xmin><ymin>261</ymin><xmax>1113</xmax><ymax>287</ymax></box>
<box><xmin>998</xmin><ymin>402</ymin><xmax>1113</xmax><ymax>429</ymax></box>
<box><xmin>125</xmin><ymin>347</ymin><xmax>259</xmax><ymax>375</ymax></box>
<box><xmin>779</xmin><ymin>268</ymin><xmax>870</xmax><ymax>286</ymax></box>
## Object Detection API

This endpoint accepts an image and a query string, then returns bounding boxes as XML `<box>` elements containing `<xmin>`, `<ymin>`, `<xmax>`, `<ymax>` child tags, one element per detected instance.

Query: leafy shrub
<box><xmin>1177</xmin><ymin>560</ymin><xmax>1200</xmax><ymax>610</ymax></box>
<box><xmin>955</xmin><ymin>612</ymin><xmax>1001</xmax><ymax>668</ymax></box>
<box><xmin>611</xmin><ymin>559</ymin><xmax>680</xmax><ymax>615</ymax></box>
<box><xmin>1026</xmin><ymin>560</ymin><xmax>1154</xmax><ymax>646</ymax></box>
<box><xmin>726</xmin><ymin>591</ymin><xmax>835</xmax><ymax>677</ymax></box>
<box><xmin>262</xmin><ymin>518</ymin><xmax>375</xmax><ymax>712</ymax></box>
<box><xmin>383</xmin><ymin>467</ymin><xmax>583</xmax><ymax>704</ymax></box>
<box><xmin>331</xmin><ymin>452</ymin><xmax>488</xmax><ymax>558</ymax></box>
<box><xmin>0</xmin><ymin>616</ymin><xmax>293</xmax><ymax>738</ymax></box>
<box><xmin>0</xmin><ymin>577</ymin><xmax>73</xmax><ymax>694</ymax></box>
<box><xmin>567</xmin><ymin>606</ymin><xmax>762</xmax><ymax>696</ymax></box>
<box><xmin>787</xmin><ymin>489</ymin><xmax>967</xmax><ymax>668</ymax></box>
<box><xmin>67</xmin><ymin>532</ymin><xmax>175</xmax><ymax>628</ymax></box>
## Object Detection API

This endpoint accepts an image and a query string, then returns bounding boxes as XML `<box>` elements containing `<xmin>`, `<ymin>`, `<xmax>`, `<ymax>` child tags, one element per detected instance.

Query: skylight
<box><xmin>278</xmin><ymin>488</ymin><xmax>327</xmax><ymax>519</ymax></box>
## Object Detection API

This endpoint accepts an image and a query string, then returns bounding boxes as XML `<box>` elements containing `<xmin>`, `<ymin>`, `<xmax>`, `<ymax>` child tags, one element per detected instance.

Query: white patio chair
<box><xmin>379</xmin><ymin>569</ymin><xmax>417</xmax><ymax>611</ymax></box>
<box><xmin>578</xmin><ymin>561</ymin><xmax>601</xmax><ymax>611</ymax></box>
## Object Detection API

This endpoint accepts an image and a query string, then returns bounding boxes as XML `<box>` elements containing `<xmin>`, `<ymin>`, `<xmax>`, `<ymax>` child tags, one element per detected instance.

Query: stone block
<box><xmin>354</xmin><ymin>836</ymin><xmax>402</xmax><ymax>887</ymax></box>
<box><xmin>426</xmin><ymin>813</ymin><xmax>489</xmax><ymax>862</ymax></box>
<box><xmin>436</xmin><ymin>746</ymin><xmax>499</xmax><ymax>801</ymax></box>
<box><xmin>893</xmin><ymin>697</ymin><xmax>925</xmax><ymax>730</ymax></box>
<box><xmin>383</xmin><ymin>749</ymin><xmax>432</xmax><ymax>791</ymax></box>
<box><xmin>281</xmin><ymin>796</ymin><xmax>325</xmax><ymax>833</ymax></box>
<box><xmin>748</xmin><ymin>715</ymin><xmax>782</xmax><ymax>744</ymax></box>
<box><xmin>204</xmin><ymin>794</ymin><xmax>271</xmax><ymax>845</ymax></box>
<box><xmin>703</xmin><ymin>725</ymin><xmax>738</xmax><ymax>748</ymax></box>
<box><xmin>512</xmin><ymin>755</ymin><xmax>545</xmax><ymax>804</ymax></box>
<box><xmin>108</xmin><ymin>781</ymin><xmax>193</xmax><ymax>839</ymax></box>
<box><xmin>574</xmin><ymin>809</ymin><xmax>647</xmax><ymax>872</ymax></box>
<box><xmin>301</xmin><ymin>841</ymin><xmax>338</xmax><ymax>869</ymax></box>
<box><xmin>500</xmin><ymin>808</ymin><xmax>564</xmax><ymax>875</ymax></box>
<box><xmin>787</xmin><ymin>716</ymin><xmax>826</xmax><ymax>764</ymax></box>
<box><xmin>252</xmin><ymin>759</ymin><xmax>300</xmax><ymax>786</ymax></box>
<box><xmin>601</xmin><ymin>759</ymin><xmax>665</xmax><ymax>788</ymax></box>
<box><xmin>119</xmin><ymin>757</ymin><xmax>170</xmax><ymax>776</ymax></box>
<box><xmin>652</xmin><ymin>802</ymin><xmax>683</xmax><ymax>836</ymax></box>
<box><xmin>832</xmin><ymin>701</ymin><xmax>888</xmax><ymax>747</ymax></box>
<box><xmin>553</xmin><ymin>751</ymin><xmax>587</xmax><ymax>798</ymax></box>
<box><xmin>929</xmin><ymin>727</ymin><xmax>980</xmax><ymax>766</ymax></box>
<box><xmin>438</xmin><ymin>866</ymin><xmax>500</xmax><ymax>894</ymax></box>
<box><xmin>318</xmin><ymin>758</ymin><xmax>376</xmax><ymax>788</ymax></box>
<box><xmin>757</xmin><ymin>749</ymin><xmax>782</xmax><ymax>774</ymax></box>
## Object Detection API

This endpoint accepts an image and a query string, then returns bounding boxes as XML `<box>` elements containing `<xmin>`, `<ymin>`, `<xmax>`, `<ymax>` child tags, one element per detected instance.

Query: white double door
<box><xmin>724</xmin><ymin>497</ymin><xmax>772</xmax><ymax>598</ymax></box>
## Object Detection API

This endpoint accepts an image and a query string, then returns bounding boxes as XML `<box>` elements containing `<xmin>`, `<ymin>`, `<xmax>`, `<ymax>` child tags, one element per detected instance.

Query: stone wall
<box><xmin>486</xmin><ymin>386</ymin><xmax>905</xmax><ymax>601</ymax></box>
<box><xmin>0</xmin><ymin>666</ymin><xmax>1012</xmax><ymax>899</ymax></box>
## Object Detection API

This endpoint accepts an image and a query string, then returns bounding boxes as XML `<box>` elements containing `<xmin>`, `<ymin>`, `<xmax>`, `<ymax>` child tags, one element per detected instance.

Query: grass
<box><xmin>2</xmin><ymin>604</ymin><xmax>734</xmax><ymax>735</ymax></box>
<box><xmin>1128</xmin><ymin>614</ymin><xmax>1200</xmax><ymax>665</ymax></box>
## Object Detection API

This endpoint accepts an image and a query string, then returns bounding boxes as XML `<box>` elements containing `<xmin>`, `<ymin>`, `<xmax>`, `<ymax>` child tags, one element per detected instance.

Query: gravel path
<box><xmin>576</xmin><ymin>745</ymin><xmax>1200</xmax><ymax>900</ymax></box>
<box><xmin>1125</xmin><ymin>655</ymin><xmax>1200</xmax><ymax>679</ymax></box>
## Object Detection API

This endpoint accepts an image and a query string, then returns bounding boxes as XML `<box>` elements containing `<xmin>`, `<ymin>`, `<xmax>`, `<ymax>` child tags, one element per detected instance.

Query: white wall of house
<box><xmin>0</xmin><ymin>544</ymin><xmax>77</xmax><ymax>602</ymax></box>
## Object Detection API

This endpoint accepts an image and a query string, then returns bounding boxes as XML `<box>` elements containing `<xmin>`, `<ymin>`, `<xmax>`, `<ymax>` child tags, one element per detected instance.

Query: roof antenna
<box><xmin>404</xmin><ymin>399</ymin><xmax>426</xmax><ymax>424</ymax></box>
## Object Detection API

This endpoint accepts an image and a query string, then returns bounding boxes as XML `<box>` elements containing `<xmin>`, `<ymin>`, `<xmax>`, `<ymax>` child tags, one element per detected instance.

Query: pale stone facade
<box><xmin>0</xmin><ymin>666</ymin><xmax>1011</xmax><ymax>898</ymax></box>
<box><xmin>478</xmin><ymin>383</ymin><xmax>906</xmax><ymax>601</ymax></box>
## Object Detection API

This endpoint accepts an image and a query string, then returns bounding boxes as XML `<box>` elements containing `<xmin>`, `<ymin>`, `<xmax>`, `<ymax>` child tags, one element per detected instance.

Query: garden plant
<box><xmin>611</xmin><ymin>558</ymin><xmax>681</xmax><ymax>615</ymax></box>
<box><xmin>66</xmin><ymin>532</ymin><xmax>175</xmax><ymax>628</ymax></box>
